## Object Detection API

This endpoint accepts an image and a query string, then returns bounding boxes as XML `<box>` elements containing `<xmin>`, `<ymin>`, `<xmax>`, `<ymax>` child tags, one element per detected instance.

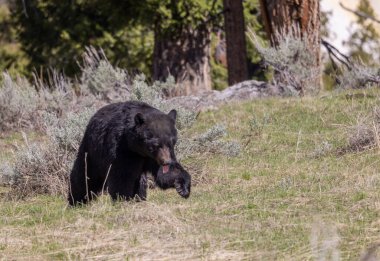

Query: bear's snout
<box><xmin>156</xmin><ymin>146</ymin><xmax>175</xmax><ymax>165</ymax></box>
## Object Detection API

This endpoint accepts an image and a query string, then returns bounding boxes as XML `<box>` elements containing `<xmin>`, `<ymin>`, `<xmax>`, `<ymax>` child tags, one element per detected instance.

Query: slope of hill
<box><xmin>0</xmin><ymin>90</ymin><xmax>379</xmax><ymax>260</ymax></box>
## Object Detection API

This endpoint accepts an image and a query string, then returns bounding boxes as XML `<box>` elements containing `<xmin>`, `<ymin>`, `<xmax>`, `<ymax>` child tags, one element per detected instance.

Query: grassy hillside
<box><xmin>0</xmin><ymin>90</ymin><xmax>379</xmax><ymax>260</ymax></box>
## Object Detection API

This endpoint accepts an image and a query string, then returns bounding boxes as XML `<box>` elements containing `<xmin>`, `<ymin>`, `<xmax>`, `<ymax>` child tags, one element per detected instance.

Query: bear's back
<box><xmin>81</xmin><ymin>101</ymin><xmax>174</xmax><ymax>159</ymax></box>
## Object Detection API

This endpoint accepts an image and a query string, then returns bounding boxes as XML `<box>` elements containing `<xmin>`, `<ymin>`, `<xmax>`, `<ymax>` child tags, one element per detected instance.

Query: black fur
<box><xmin>68</xmin><ymin>101</ymin><xmax>181</xmax><ymax>206</ymax></box>
<box><xmin>155</xmin><ymin>163</ymin><xmax>191</xmax><ymax>198</ymax></box>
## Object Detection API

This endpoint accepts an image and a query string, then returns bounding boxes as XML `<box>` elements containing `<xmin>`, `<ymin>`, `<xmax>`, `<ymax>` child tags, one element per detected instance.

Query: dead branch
<box><xmin>339</xmin><ymin>2</ymin><xmax>380</xmax><ymax>24</ymax></box>
<box><xmin>321</xmin><ymin>39</ymin><xmax>352</xmax><ymax>70</ymax></box>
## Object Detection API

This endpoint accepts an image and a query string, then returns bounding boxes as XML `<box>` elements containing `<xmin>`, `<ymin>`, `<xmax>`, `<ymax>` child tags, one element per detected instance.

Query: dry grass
<box><xmin>0</xmin><ymin>89</ymin><xmax>380</xmax><ymax>260</ymax></box>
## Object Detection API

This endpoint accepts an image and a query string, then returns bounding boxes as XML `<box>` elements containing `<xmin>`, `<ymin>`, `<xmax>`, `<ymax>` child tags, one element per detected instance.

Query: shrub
<box><xmin>43</xmin><ymin>108</ymin><xmax>95</xmax><ymax>153</ymax></box>
<box><xmin>176</xmin><ymin>124</ymin><xmax>241</xmax><ymax>161</ymax></box>
<box><xmin>341</xmin><ymin>107</ymin><xmax>380</xmax><ymax>153</ymax></box>
<box><xmin>0</xmin><ymin>73</ymin><xmax>40</xmax><ymax>130</ymax></box>
<box><xmin>4</xmin><ymin>109</ymin><xmax>95</xmax><ymax>198</ymax></box>
<box><xmin>0</xmin><ymin>47</ymin><xmax>132</xmax><ymax>132</ymax></box>
<box><xmin>130</xmin><ymin>75</ymin><xmax>196</xmax><ymax>130</ymax></box>
<box><xmin>248</xmin><ymin>26</ymin><xmax>320</xmax><ymax>95</ymax></box>
<box><xmin>338</xmin><ymin>62</ymin><xmax>380</xmax><ymax>89</ymax></box>
<box><xmin>79</xmin><ymin>47</ymin><xmax>131</xmax><ymax>102</ymax></box>
<box><xmin>1</xmin><ymin>48</ymin><xmax>240</xmax><ymax>199</ymax></box>
<box><xmin>8</xmin><ymin>142</ymin><xmax>69</xmax><ymax>198</ymax></box>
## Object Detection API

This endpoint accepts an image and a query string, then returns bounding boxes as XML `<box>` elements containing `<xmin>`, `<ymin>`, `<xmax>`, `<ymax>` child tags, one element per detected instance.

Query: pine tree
<box><xmin>223</xmin><ymin>0</ymin><xmax>248</xmax><ymax>85</ymax></box>
<box><xmin>0</xmin><ymin>3</ymin><xmax>27</xmax><ymax>75</ymax></box>
<box><xmin>344</xmin><ymin>0</ymin><xmax>380</xmax><ymax>65</ymax></box>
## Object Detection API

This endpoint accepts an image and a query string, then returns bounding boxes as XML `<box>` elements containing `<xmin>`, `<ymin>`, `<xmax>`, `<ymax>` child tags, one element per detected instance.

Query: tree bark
<box><xmin>259</xmin><ymin>0</ymin><xmax>321</xmax><ymax>91</ymax></box>
<box><xmin>153</xmin><ymin>24</ymin><xmax>212</xmax><ymax>96</ymax></box>
<box><xmin>259</xmin><ymin>0</ymin><xmax>320</xmax><ymax>48</ymax></box>
<box><xmin>223</xmin><ymin>0</ymin><xmax>248</xmax><ymax>85</ymax></box>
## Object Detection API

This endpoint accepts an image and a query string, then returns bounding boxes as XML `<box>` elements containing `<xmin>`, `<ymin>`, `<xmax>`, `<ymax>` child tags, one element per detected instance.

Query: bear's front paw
<box><xmin>174</xmin><ymin>176</ymin><xmax>191</xmax><ymax>198</ymax></box>
<box><xmin>156</xmin><ymin>162</ymin><xmax>191</xmax><ymax>198</ymax></box>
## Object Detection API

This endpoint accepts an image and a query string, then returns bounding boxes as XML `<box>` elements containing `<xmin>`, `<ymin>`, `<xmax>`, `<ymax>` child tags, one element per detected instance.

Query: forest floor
<box><xmin>0</xmin><ymin>89</ymin><xmax>379</xmax><ymax>260</ymax></box>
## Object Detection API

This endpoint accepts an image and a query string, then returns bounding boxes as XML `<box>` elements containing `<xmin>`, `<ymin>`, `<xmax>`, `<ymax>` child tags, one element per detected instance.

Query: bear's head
<box><xmin>134</xmin><ymin>109</ymin><xmax>178</xmax><ymax>173</ymax></box>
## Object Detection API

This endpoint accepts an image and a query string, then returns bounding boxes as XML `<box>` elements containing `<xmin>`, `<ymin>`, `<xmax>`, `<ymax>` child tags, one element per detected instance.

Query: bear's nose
<box><xmin>157</xmin><ymin>146</ymin><xmax>175</xmax><ymax>165</ymax></box>
<box><xmin>166</xmin><ymin>159</ymin><xmax>175</xmax><ymax>165</ymax></box>
<box><xmin>160</xmin><ymin>159</ymin><xmax>175</xmax><ymax>166</ymax></box>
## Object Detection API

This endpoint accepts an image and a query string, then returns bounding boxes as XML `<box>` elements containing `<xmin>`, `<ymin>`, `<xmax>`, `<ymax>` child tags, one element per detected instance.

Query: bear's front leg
<box><xmin>135</xmin><ymin>173</ymin><xmax>147</xmax><ymax>201</ymax></box>
<box><xmin>107</xmin><ymin>155</ymin><xmax>145</xmax><ymax>201</ymax></box>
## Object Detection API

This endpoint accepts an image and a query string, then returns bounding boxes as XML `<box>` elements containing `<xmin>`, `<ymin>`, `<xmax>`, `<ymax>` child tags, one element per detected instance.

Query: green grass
<box><xmin>1</xmin><ymin>90</ymin><xmax>380</xmax><ymax>260</ymax></box>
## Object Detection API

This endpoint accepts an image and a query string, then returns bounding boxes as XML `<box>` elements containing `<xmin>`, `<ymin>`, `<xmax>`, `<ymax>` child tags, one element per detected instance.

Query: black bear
<box><xmin>68</xmin><ymin>101</ymin><xmax>191</xmax><ymax>206</ymax></box>
<box><xmin>155</xmin><ymin>163</ymin><xmax>191</xmax><ymax>198</ymax></box>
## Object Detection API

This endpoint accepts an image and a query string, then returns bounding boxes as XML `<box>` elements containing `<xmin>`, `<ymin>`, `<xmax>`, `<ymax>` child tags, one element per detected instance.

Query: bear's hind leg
<box><xmin>68</xmin><ymin>156</ymin><xmax>89</xmax><ymax>206</ymax></box>
<box><xmin>68</xmin><ymin>153</ymin><xmax>101</xmax><ymax>206</ymax></box>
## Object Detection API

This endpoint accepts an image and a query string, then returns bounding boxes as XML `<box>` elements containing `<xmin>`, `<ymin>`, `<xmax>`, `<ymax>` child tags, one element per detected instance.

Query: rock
<box><xmin>167</xmin><ymin>80</ymin><xmax>285</xmax><ymax>111</ymax></box>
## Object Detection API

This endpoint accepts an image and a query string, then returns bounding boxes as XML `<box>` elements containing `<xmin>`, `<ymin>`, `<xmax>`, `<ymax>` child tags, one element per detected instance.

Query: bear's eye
<box><xmin>144</xmin><ymin>131</ymin><xmax>154</xmax><ymax>140</ymax></box>
<box><xmin>147</xmin><ymin>138</ymin><xmax>160</xmax><ymax>150</ymax></box>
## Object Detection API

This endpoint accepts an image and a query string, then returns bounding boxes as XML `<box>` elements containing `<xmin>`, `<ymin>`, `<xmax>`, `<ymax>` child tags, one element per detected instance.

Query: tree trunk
<box><xmin>223</xmin><ymin>0</ymin><xmax>248</xmax><ymax>85</ymax></box>
<box><xmin>259</xmin><ymin>0</ymin><xmax>321</xmax><ymax>91</ymax></box>
<box><xmin>153</xmin><ymin>24</ymin><xmax>212</xmax><ymax>96</ymax></box>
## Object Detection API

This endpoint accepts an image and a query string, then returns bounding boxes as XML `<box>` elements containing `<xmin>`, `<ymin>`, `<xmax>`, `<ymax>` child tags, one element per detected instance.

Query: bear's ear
<box><xmin>134</xmin><ymin>113</ymin><xmax>145</xmax><ymax>126</ymax></box>
<box><xmin>168</xmin><ymin>109</ymin><xmax>177</xmax><ymax>121</ymax></box>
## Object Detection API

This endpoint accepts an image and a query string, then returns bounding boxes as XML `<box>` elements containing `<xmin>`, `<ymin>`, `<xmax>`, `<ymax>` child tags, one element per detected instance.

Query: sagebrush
<box><xmin>0</xmin><ymin>48</ymin><xmax>239</xmax><ymax>198</ymax></box>
<box><xmin>248</xmin><ymin>26</ymin><xmax>320</xmax><ymax>95</ymax></box>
